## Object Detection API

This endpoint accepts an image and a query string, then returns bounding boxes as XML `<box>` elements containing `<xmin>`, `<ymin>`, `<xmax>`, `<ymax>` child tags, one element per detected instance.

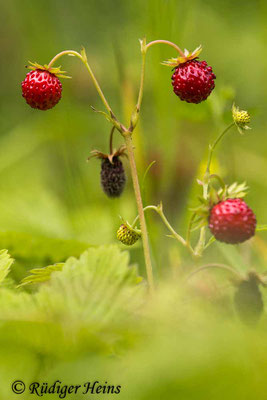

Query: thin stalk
<box><xmin>47</xmin><ymin>50</ymin><xmax>124</xmax><ymax>131</ymax></box>
<box><xmin>146</xmin><ymin>40</ymin><xmax>185</xmax><ymax>57</ymax></box>
<box><xmin>124</xmin><ymin>134</ymin><xmax>155</xmax><ymax>293</ymax></box>
<box><xmin>194</xmin><ymin>123</ymin><xmax>235</xmax><ymax>257</ymax></box>
<box><xmin>157</xmin><ymin>206</ymin><xmax>187</xmax><ymax>247</ymax></box>
<box><xmin>136</xmin><ymin>51</ymin><xmax>146</xmax><ymax>112</ymax></box>
<box><xmin>109</xmin><ymin>126</ymin><xmax>115</xmax><ymax>154</ymax></box>
<box><xmin>194</xmin><ymin>227</ymin><xmax>206</xmax><ymax>257</ymax></box>
<box><xmin>47</xmin><ymin>50</ymin><xmax>82</xmax><ymax>68</ymax></box>
<box><xmin>186</xmin><ymin>263</ymin><xmax>241</xmax><ymax>281</ymax></box>
<box><xmin>130</xmin><ymin>41</ymin><xmax>147</xmax><ymax>131</ymax></box>
<box><xmin>132</xmin><ymin>204</ymin><xmax>194</xmax><ymax>254</ymax></box>
<box><xmin>206</xmin><ymin>123</ymin><xmax>235</xmax><ymax>174</ymax></box>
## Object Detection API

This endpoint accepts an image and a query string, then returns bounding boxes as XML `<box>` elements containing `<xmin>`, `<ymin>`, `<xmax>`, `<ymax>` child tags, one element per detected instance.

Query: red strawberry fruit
<box><xmin>209</xmin><ymin>198</ymin><xmax>256</xmax><ymax>244</ymax></box>
<box><xmin>171</xmin><ymin>60</ymin><xmax>216</xmax><ymax>104</ymax></box>
<box><xmin>21</xmin><ymin>69</ymin><xmax>62</xmax><ymax>110</ymax></box>
<box><xmin>162</xmin><ymin>46</ymin><xmax>216</xmax><ymax>104</ymax></box>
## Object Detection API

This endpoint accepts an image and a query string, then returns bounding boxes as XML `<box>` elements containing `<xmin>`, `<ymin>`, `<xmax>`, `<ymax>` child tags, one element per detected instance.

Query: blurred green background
<box><xmin>1</xmin><ymin>1</ymin><xmax>267</xmax><ymax>399</ymax></box>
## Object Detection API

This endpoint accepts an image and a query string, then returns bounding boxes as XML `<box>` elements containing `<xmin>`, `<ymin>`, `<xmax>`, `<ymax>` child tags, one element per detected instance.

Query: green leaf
<box><xmin>0</xmin><ymin>245</ymin><xmax>143</xmax><ymax>360</ymax></box>
<box><xmin>0</xmin><ymin>250</ymin><xmax>13</xmax><ymax>284</ymax></box>
<box><xmin>35</xmin><ymin>245</ymin><xmax>143</xmax><ymax>325</ymax></box>
<box><xmin>90</xmin><ymin>106</ymin><xmax>113</xmax><ymax>123</ymax></box>
<box><xmin>17</xmin><ymin>263</ymin><xmax>64</xmax><ymax>288</ymax></box>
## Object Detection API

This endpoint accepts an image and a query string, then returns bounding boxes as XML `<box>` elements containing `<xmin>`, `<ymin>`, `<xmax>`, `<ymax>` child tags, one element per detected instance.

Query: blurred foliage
<box><xmin>1</xmin><ymin>0</ymin><xmax>267</xmax><ymax>397</ymax></box>
<box><xmin>1</xmin><ymin>245</ymin><xmax>267</xmax><ymax>399</ymax></box>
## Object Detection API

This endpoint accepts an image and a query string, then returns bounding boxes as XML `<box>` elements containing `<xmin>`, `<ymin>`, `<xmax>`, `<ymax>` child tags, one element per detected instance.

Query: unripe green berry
<box><xmin>232</xmin><ymin>104</ymin><xmax>251</xmax><ymax>133</ymax></box>
<box><xmin>117</xmin><ymin>224</ymin><xmax>141</xmax><ymax>246</ymax></box>
<box><xmin>234</xmin><ymin>110</ymin><xmax>250</xmax><ymax>126</ymax></box>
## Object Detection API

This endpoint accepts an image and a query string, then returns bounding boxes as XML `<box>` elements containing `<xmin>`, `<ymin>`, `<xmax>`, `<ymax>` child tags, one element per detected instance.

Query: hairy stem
<box><xmin>132</xmin><ymin>204</ymin><xmax>194</xmax><ymax>254</ymax></box>
<box><xmin>124</xmin><ymin>134</ymin><xmax>154</xmax><ymax>292</ymax></box>
<box><xmin>206</xmin><ymin>123</ymin><xmax>235</xmax><ymax>174</ymax></box>
<box><xmin>109</xmin><ymin>126</ymin><xmax>115</xmax><ymax>154</ymax></box>
<box><xmin>136</xmin><ymin>51</ymin><xmax>146</xmax><ymax>113</ymax></box>
<box><xmin>129</xmin><ymin>40</ymin><xmax>147</xmax><ymax>131</ymax></box>
<box><xmin>156</xmin><ymin>205</ymin><xmax>187</xmax><ymax>247</ymax></box>
<box><xmin>47</xmin><ymin>50</ymin><xmax>82</xmax><ymax>68</ymax></box>
<box><xmin>146</xmin><ymin>40</ymin><xmax>185</xmax><ymax>57</ymax></box>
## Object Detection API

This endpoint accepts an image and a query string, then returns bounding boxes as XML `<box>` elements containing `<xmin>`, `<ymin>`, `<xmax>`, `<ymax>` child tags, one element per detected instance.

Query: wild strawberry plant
<box><xmin>20</xmin><ymin>38</ymin><xmax>267</xmax><ymax>322</ymax></box>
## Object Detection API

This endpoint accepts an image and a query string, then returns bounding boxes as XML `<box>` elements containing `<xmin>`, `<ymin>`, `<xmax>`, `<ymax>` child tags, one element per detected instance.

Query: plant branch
<box><xmin>109</xmin><ymin>126</ymin><xmax>115</xmax><ymax>154</ymax></box>
<box><xmin>130</xmin><ymin>39</ymin><xmax>147</xmax><ymax>131</ymax></box>
<box><xmin>146</xmin><ymin>40</ymin><xmax>185</xmax><ymax>57</ymax></box>
<box><xmin>132</xmin><ymin>204</ymin><xmax>194</xmax><ymax>254</ymax></box>
<box><xmin>206</xmin><ymin>122</ymin><xmax>235</xmax><ymax>174</ymax></box>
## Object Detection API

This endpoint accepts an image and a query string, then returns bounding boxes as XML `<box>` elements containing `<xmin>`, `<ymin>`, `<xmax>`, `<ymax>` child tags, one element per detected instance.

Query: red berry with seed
<box><xmin>171</xmin><ymin>60</ymin><xmax>216</xmax><ymax>104</ymax></box>
<box><xmin>209</xmin><ymin>198</ymin><xmax>256</xmax><ymax>244</ymax></box>
<box><xmin>21</xmin><ymin>69</ymin><xmax>62</xmax><ymax>110</ymax></box>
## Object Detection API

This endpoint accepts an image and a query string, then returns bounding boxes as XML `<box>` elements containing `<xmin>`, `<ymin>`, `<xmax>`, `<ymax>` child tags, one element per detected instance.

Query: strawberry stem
<box><xmin>132</xmin><ymin>204</ymin><xmax>194</xmax><ymax>254</ymax></box>
<box><xmin>124</xmin><ymin>133</ymin><xmax>155</xmax><ymax>293</ymax></box>
<box><xmin>146</xmin><ymin>40</ymin><xmax>185</xmax><ymax>57</ymax></box>
<box><xmin>109</xmin><ymin>126</ymin><xmax>115</xmax><ymax>155</ymax></box>
<box><xmin>206</xmin><ymin>123</ymin><xmax>235</xmax><ymax>175</ymax></box>
<box><xmin>129</xmin><ymin>41</ymin><xmax>147</xmax><ymax>131</ymax></box>
<box><xmin>186</xmin><ymin>263</ymin><xmax>242</xmax><ymax>281</ymax></box>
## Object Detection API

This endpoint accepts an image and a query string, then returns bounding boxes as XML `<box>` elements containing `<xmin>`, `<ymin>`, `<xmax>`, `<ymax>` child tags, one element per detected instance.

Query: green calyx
<box><xmin>26</xmin><ymin>61</ymin><xmax>71</xmax><ymax>79</ymax></box>
<box><xmin>161</xmin><ymin>45</ymin><xmax>202</xmax><ymax>67</ymax></box>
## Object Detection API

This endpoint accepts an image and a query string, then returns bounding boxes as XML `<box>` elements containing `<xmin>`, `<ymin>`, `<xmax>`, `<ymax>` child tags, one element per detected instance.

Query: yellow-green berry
<box><xmin>117</xmin><ymin>224</ymin><xmax>141</xmax><ymax>246</ymax></box>
<box><xmin>232</xmin><ymin>103</ymin><xmax>251</xmax><ymax>133</ymax></box>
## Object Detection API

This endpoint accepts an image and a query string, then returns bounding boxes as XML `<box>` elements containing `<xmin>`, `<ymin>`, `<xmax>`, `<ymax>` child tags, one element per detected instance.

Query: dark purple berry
<box><xmin>100</xmin><ymin>156</ymin><xmax>126</xmax><ymax>198</ymax></box>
